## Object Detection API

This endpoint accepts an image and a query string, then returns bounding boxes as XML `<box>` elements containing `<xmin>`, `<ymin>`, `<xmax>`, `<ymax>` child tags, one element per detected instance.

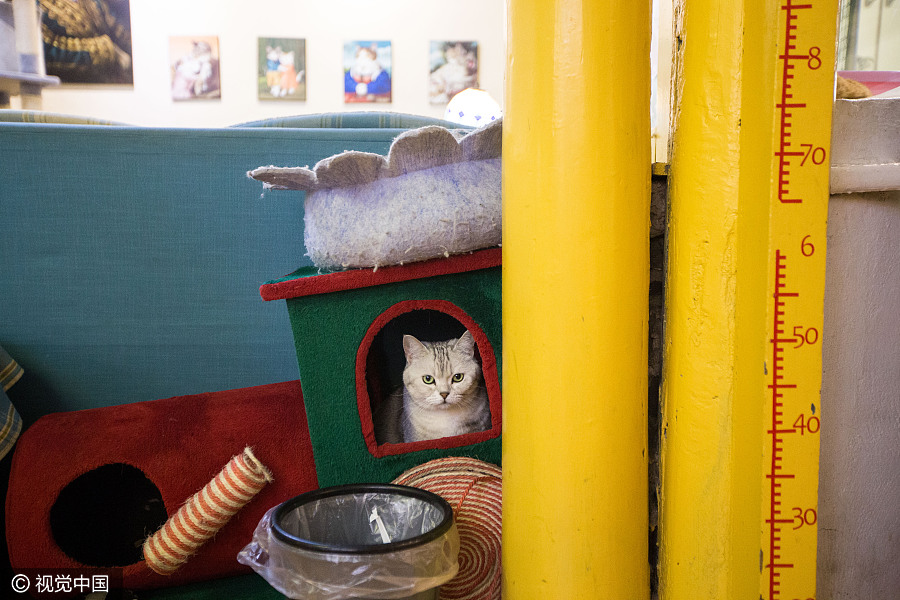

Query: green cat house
<box><xmin>260</xmin><ymin>248</ymin><xmax>502</xmax><ymax>487</ymax></box>
<box><xmin>251</xmin><ymin>119</ymin><xmax>504</xmax><ymax>486</ymax></box>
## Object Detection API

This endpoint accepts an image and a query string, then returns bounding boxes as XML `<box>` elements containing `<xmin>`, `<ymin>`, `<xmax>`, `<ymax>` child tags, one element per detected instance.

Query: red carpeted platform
<box><xmin>6</xmin><ymin>380</ymin><xmax>318</xmax><ymax>590</ymax></box>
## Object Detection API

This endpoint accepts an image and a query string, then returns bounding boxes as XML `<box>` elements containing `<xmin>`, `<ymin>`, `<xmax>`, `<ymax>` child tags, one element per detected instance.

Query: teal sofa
<box><xmin>0</xmin><ymin>110</ymin><xmax>462</xmax><ymax>598</ymax></box>
<box><xmin>1</xmin><ymin>111</ymin><xmax>458</xmax><ymax>424</ymax></box>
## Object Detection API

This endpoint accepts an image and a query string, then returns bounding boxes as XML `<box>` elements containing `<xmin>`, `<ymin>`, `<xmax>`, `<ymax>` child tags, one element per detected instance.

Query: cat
<box><xmin>265</xmin><ymin>46</ymin><xmax>282</xmax><ymax>93</ymax></box>
<box><xmin>429</xmin><ymin>43</ymin><xmax>478</xmax><ymax>104</ymax></box>
<box><xmin>345</xmin><ymin>44</ymin><xmax>391</xmax><ymax>101</ymax></box>
<box><xmin>373</xmin><ymin>330</ymin><xmax>491</xmax><ymax>444</ymax></box>
<box><xmin>276</xmin><ymin>50</ymin><xmax>300</xmax><ymax>97</ymax></box>
<box><xmin>171</xmin><ymin>41</ymin><xmax>219</xmax><ymax>100</ymax></box>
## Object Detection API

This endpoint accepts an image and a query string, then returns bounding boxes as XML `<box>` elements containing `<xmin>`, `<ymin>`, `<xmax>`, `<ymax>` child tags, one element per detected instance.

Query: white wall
<box><xmin>36</xmin><ymin>0</ymin><xmax>506</xmax><ymax>127</ymax></box>
<box><xmin>816</xmin><ymin>97</ymin><xmax>900</xmax><ymax>598</ymax></box>
<box><xmin>817</xmin><ymin>190</ymin><xmax>900</xmax><ymax>599</ymax></box>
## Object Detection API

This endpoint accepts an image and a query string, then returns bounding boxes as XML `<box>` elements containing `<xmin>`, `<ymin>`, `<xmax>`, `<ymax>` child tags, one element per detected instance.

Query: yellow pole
<box><xmin>660</xmin><ymin>0</ymin><xmax>836</xmax><ymax>598</ymax></box>
<box><xmin>659</xmin><ymin>0</ymin><xmax>774</xmax><ymax>596</ymax></box>
<box><xmin>502</xmin><ymin>1</ymin><xmax>650</xmax><ymax>598</ymax></box>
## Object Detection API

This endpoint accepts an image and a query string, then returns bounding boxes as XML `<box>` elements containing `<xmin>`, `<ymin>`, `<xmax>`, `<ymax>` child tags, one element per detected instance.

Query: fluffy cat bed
<box><xmin>248</xmin><ymin>118</ymin><xmax>502</xmax><ymax>270</ymax></box>
<box><xmin>5</xmin><ymin>381</ymin><xmax>319</xmax><ymax>591</ymax></box>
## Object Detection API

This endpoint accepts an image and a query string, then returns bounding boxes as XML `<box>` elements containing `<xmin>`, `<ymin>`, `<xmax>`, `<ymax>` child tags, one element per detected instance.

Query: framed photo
<box><xmin>344</xmin><ymin>40</ymin><xmax>392</xmax><ymax>103</ymax></box>
<box><xmin>258</xmin><ymin>38</ymin><xmax>306</xmax><ymax>101</ymax></box>
<box><xmin>429</xmin><ymin>41</ymin><xmax>478</xmax><ymax>104</ymax></box>
<box><xmin>41</xmin><ymin>0</ymin><xmax>134</xmax><ymax>84</ymax></box>
<box><xmin>169</xmin><ymin>36</ymin><xmax>221</xmax><ymax>101</ymax></box>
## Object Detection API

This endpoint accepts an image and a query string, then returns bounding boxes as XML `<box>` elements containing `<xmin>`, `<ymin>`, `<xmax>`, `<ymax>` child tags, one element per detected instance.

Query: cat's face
<box><xmin>402</xmin><ymin>331</ymin><xmax>482</xmax><ymax>409</ymax></box>
<box><xmin>192</xmin><ymin>41</ymin><xmax>212</xmax><ymax>59</ymax></box>
<box><xmin>445</xmin><ymin>44</ymin><xmax>465</xmax><ymax>62</ymax></box>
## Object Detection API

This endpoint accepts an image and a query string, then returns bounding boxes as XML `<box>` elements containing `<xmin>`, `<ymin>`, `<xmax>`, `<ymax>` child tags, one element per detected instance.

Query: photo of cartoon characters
<box><xmin>169</xmin><ymin>36</ymin><xmax>220</xmax><ymax>101</ymax></box>
<box><xmin>258</xmin><ymin>38</ymin><xmax>306</xmax><ymax>101</ymax></box>
<box><xmin>343</xmin><ymin>40</ymin><xmax>392</xmax><ymax>103</ymax></box>
<box><xmin>429</xmin><ymin>41</ymin><xmax>478</xmax><ymax>104</ymax></box>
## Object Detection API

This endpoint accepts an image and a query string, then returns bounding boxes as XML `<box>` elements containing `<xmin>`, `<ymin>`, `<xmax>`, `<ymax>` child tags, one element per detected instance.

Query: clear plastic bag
<box><xmin>238</xmin><ymin>484</ymin><xmax>459</xmax><ymax>600</ymax></box>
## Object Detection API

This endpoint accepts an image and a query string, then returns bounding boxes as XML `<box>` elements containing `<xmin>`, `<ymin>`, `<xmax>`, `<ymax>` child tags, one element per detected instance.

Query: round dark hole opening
<box><xmin>50</xmin><ymin>463</ymin><xmax>167</xmax><ymax>567</ymax></box>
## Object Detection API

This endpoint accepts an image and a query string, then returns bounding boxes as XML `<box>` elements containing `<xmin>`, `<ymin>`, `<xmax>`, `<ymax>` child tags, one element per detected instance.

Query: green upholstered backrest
<box><xmin>0</xmin><ymin>112</ymin><xmax>455</xmax><ymax>425</ymax></box>
<box><xmin>234</xmin><ymin>111</ymin><xmax>462</xmax><ymax>129</ymax></box>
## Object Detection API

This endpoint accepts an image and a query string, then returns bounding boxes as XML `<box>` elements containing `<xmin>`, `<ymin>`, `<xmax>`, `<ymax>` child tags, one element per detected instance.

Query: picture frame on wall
<box><xmin>258</xmin><ymin>37</ymin><xmax>306</xmax><ymax>101</ymax></box>
<box><xmin>169</xmin><ymin>36</ymin><xmax>221</xmax><ymax>101</ymax></box>
<box><xmin>344</xmin><ymin>40</ymin><xmax>392</xmax><ymax>103</ymax></box>
<box><xmin>429</xmin><ymin>41</ymin><xmax>478</xmax><ymax>104</ymax></box>
<box><xmin>41</xmin><ymin>0</ymin><xmax>134</xmax><ymax>85</ymax></box>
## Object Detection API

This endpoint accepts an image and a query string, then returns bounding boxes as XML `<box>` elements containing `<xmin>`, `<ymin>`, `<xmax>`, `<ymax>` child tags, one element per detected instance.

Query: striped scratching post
<box><xmin>394</xmin><ymin>457</ymin><xmax>502</xmax><ymax>600</ymax></box>
<box><xmin>143</xmin><ymin>447</ymin><xmax>273</xmax><ymax>575</ymax></box>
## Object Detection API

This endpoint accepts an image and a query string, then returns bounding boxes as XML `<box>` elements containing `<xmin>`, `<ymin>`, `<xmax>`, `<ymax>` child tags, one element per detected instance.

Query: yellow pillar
<box><xmin>502</xmin><ymin>1</ymin><xmax>650</xmax><ymax>598</ymax></box>
<box><xmin>659</xmin><ymin>0</ymin><xmax>836</xmax><ymax>600</ymax></box>
<box><xmin>659</xmin><ymin>0</ymin><xmax>775</xmax><ymax>596</ymax></box>
<box><xmin>660</xmin><ymin>0</ymin><xmax>836</xmax><ymax>597</ymax></box>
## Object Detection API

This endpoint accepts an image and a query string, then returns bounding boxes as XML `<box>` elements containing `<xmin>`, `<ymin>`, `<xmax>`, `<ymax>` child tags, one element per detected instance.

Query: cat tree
<box><xmin>259</xmin><ymin>248</ymin><xmax>503</xmax><ymax>487</ymax></box>
<box><xmin>249</xmin><ymin>120</ymin><xmax>505</xmax><ymax>486</ymax></box>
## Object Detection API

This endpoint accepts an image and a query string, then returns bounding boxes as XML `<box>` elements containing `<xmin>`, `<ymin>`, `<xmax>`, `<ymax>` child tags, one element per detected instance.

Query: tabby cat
<box><xmin>373</xmin><ymin>331</ymin><xmax>491</xmax><ymax>444</ymax></box>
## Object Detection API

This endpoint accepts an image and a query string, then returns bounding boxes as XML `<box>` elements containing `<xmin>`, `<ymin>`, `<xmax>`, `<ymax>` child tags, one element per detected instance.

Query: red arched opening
<box><xmin>356</xmin><ymin>300</ymin><xmax>501</xmax><ymax>458</ymax></box>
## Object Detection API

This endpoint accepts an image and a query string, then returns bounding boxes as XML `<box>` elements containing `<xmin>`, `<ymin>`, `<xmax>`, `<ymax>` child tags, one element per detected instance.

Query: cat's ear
<box><xmin>453</xmin><ymin>330</ymin><xmax>476</xmax><ymax>357</ymax></box>
<box><xmin>403</xmin><ymin>335</ymin><xmax>428</xmax><ymax>361</ymax></box>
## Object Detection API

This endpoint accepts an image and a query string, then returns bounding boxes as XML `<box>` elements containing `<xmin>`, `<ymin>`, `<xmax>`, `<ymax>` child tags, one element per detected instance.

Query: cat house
<box><xmin>259</xmin><ymin>247</ymin><xmax>502</xmax><ymax>487</ymax></box>
<box><xmin>249</xmin><ymin>119</ymin><xmax>504</xmax><ymax>486</ymax></box>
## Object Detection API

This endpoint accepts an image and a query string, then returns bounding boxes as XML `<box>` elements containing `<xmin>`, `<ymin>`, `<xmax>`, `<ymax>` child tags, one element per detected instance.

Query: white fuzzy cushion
<box><xmin>304</xmin><ymin>159</ymin><xmax>500</xmax><ymax>269</ymax></box>
<box><xmin>248</xmin><ymin>119</ymin><xmax>503</xmax><ymax>269</ymax></box>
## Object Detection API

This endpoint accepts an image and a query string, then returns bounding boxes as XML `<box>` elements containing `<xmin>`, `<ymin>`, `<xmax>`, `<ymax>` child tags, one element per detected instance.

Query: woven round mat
<box><xmin>393</xmin><ymin>457</ymin><xmax>501</xmax><ymax>600</ymax></box>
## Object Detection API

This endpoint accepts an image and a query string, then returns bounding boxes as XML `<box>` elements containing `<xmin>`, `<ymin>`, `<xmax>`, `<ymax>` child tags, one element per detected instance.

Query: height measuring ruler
<box><xmin>760</xmin><ymin>1</ymin><xmax>837</xmax><ymax>599</ymax></box>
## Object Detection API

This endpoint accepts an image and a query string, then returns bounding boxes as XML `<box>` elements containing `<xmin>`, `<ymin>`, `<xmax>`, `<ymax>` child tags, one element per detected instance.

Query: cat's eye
<box><xmin>422</xmin><ymin>375</ymin><xmax>435</xmax><ymax>384</ymax></box>
<box><xmin>452</xmin><ymin>373</ymin><xmax>465</xmax><ymax>383</ymax></box>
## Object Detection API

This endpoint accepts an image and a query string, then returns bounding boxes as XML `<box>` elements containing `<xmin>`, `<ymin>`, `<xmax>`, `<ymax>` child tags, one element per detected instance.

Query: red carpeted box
<box><xmin>5</xmin><ymin>380</ymin><xmax>318</xmax><ymax>590</ymax></box>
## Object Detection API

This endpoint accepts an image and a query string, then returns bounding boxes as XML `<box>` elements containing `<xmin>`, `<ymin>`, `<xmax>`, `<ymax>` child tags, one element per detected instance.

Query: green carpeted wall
<box><xmin>280</xmin><ymin>263</ymin><xmax>502</xmax><ymax>487</ymax></box>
